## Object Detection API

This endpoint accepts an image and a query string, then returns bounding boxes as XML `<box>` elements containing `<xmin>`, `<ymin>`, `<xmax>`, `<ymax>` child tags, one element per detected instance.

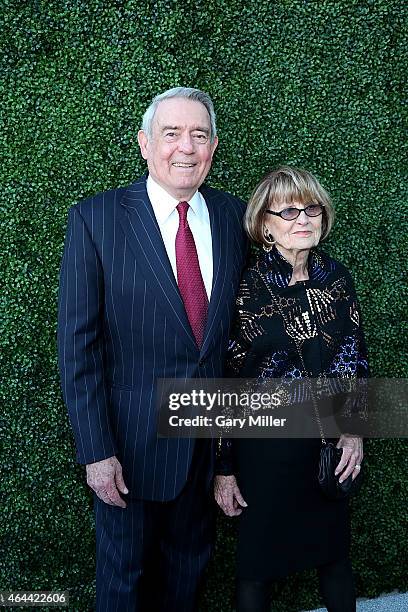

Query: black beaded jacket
<box><xmin>216</xmin><ymin>245</ymin><xmax>369</xmax><ymax>475</ymax></box>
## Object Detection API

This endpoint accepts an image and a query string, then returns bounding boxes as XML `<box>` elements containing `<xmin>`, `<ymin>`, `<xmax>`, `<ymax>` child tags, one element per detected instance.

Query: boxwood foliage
<box><xmin>1</xmin><ymin>0</ymin><xmax>406</xmax><ymax>610</ymax></box>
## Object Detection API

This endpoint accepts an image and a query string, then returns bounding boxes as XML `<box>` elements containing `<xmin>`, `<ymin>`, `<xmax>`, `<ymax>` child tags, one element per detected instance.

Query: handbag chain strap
<box><xmin>255</xmin><ymin>267</ymin><xmax>327</xmax><ymax>445</ymax></box>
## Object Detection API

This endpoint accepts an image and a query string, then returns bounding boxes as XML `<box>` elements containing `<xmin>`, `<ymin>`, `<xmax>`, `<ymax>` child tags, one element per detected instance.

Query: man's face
<box><xmin>138</xmin><ymin>98</ymin><xmax>218</xmax><ymax>201</ymax></box>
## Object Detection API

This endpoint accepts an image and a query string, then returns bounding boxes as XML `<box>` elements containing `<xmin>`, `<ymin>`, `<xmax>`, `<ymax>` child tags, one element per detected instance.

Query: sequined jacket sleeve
<box><xmin>345</xmin><ymin>269</ymin><xmax>369</xmax><ymax>378</ymax></box>
<box><xmin>337</xmin><ymin>267</ymin><xmax>370</xmax><ymax>426</ymax></box>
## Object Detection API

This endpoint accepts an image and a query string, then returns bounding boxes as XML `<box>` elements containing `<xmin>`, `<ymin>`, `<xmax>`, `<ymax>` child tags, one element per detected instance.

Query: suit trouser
<box><xmin>94</xmin><ymin>440</ymin><xmax>215</xmax><ymax>612</ymax></box>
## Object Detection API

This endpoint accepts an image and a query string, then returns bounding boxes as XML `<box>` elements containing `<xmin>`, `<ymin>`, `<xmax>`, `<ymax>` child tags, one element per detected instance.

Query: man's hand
<box><xmin>214</xmin><ymin>475</ymin><xmax>248</xmax><ymax>517</ymax></box>
<box><xmin>86</xmin><ymin>456</ymin><xmax>129</xmax><ymax>508</ymax></box>
<box><xmin>335</xmin><ymin>435</ymin><xmax>363</xmax><ymax>483</ymax></box>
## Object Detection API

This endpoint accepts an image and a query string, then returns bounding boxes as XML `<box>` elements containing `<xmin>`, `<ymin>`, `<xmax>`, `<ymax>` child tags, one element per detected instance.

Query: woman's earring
<box><xmin>263</xmin><ymin>228</ymin><xmax>275</xmax><ymax>252</ymax></box>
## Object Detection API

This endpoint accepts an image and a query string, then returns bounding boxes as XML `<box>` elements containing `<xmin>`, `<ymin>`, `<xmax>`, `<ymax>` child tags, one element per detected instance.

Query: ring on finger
<box><xmin>354</xmin><ymin>464</ymin><xmax>361</xmax><ymax>470</ymax></box>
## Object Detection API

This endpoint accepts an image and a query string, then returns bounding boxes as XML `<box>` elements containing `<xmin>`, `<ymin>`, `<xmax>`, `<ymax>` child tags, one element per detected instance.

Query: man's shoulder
<box><xmin>72</xmin><ymin>182</ymin><xmax>136</xmax><ymax>218</ymax></box>
<box><xmin>66</xmin><ymin>177</ymin><xmax>148</xmax><ymax>228</ymax></box>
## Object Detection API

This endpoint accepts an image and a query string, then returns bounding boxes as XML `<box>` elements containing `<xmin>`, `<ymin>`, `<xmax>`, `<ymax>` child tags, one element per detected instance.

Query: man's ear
<box><xmin>137</xmin><ymin>130</ymin><xmax>149</xmax><ymax>160</ymax></box>
<box><xmin>211</xmin><ymin>135</ymin><xmax>219</xmax><ymax>158</ymax></box>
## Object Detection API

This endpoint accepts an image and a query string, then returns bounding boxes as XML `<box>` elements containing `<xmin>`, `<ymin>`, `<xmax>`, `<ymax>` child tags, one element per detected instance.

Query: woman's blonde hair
<box><xmin>244</xmin><ymin>166</ymin><xmax>334</xmax><ymax>247</ymax></box>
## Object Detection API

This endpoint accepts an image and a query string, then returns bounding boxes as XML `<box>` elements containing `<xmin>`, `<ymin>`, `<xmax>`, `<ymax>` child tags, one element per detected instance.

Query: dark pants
<box><xmin>94</xmin><ymin>440</ymin><xmax>215</xmax><ymax>612</ymax></box>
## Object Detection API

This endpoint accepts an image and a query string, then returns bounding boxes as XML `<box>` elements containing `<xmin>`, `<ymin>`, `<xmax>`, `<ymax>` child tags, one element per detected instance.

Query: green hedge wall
<box><xmin>1</xmin><ymin>0</ymin><xmax>406</xmax><ymax>610</ymax></box>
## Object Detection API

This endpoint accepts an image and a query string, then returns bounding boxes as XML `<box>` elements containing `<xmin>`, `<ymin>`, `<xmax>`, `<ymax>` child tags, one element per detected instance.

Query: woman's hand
<box><xmin>335</xmin><ymin>435</ymin><xmax>363</xmax><ymax>483</ymax></box>
<box><xmin>214</xmin><ymin>475</ymin><xmax>248</xmax><ymax>516</ymax></box>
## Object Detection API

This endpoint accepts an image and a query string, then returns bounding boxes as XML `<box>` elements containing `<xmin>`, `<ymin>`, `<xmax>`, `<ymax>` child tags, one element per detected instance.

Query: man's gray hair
<box><xmin>141</xmin><ymin>87</ymin><xmax>217</xmax><ymax>143</ymax></box>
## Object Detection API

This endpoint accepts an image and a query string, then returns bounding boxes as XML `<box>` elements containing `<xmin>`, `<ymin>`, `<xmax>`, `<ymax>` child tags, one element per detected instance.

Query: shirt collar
<box><xmin>146</xmin><ymin>176</ymin><xmax>205</xmax><ymax>225</ymax></box>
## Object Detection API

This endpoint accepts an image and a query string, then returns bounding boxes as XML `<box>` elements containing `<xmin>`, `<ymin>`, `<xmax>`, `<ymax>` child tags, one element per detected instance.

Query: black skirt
<box><xmin>234</xmin><ymin>437</ymin><xmax>351</xmax><ymax>580</ymax></box>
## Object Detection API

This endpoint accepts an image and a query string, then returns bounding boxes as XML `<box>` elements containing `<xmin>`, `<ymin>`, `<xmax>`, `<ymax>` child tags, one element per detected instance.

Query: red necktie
<box><xmin>175</xmin><ymin>201</ymin><xmax>209</xmax><ymax>348</ymax></box>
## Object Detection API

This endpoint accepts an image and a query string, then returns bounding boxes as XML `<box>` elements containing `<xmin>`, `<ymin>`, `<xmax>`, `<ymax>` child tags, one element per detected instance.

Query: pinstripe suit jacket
<box><xmin>58</xmin><ymin>174</ymin><xmax>247</xmax><ymax>501</ymax></box>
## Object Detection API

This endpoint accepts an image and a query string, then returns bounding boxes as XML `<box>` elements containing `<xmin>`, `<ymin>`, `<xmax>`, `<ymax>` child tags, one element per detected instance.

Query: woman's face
<box><xmin>264</xmin><ymin>200</ymin><xmax>323</xmax><ymax>259</ymax></box>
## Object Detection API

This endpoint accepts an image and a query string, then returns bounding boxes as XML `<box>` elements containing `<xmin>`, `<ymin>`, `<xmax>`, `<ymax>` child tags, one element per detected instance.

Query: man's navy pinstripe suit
<box><xmin>58</xmin><ymin>174</ymin><xmax>247</xmax><ymax>610</ymax></box>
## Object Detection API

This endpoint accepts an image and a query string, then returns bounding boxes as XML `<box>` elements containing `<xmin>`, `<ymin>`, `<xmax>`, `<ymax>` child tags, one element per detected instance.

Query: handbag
<box><xmin>318</xmin><ymin>440</ymin><xmax>363</xmax><ymax>500</ymax></box>
<box><xmin>255</xmin><ymin>267</ymin><xmax>363</xmax><ymax>500</ymax></box>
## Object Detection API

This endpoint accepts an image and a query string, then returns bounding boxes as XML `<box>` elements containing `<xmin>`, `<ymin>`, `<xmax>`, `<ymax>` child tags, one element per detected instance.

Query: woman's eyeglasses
<box><xmin>265</xmin><ymin>203</ymin><xmax>324</xmax><ymax>221</ymax></box>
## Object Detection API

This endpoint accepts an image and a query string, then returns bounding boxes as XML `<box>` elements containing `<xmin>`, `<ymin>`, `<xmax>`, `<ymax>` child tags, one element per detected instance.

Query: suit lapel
<box><xmin>118</xmin><ymin>177</ymin><xmax>236</xmax><ymax>356</ymax></box>
<box><xmin>200</xmin><ymin>185</ymin><xmax>234</xmax><ymax>357</ymax></box>
<box><xmin>118</xmin><ymin>176</ymin><xmax>198</xmax><ymax>353</ymax></box>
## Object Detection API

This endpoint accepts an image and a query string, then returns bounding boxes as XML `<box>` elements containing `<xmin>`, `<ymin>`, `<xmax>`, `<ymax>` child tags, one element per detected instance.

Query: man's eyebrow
<box><xmin>160</xmin><ymin>125</ymin><xmax>210</xmax><ymax>134</ymax></box>
<box><xmin>191</xmin><ymin>126</ymin><xmax>210</xmax><ymax>134</ymax></box>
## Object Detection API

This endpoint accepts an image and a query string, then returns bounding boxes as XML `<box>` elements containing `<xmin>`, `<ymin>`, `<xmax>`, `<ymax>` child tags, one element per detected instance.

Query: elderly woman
<box><xmin>214</xmin><ymin>166</ymin><xmax>368</xmax><ymax>612</ymax></box>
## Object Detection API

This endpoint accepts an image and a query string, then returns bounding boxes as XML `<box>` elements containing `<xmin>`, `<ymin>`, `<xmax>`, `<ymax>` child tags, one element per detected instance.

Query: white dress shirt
<box><xmin>146</xmin><ymin>176</ymin><xmax>213</xmax><ymax>300</ymax></box>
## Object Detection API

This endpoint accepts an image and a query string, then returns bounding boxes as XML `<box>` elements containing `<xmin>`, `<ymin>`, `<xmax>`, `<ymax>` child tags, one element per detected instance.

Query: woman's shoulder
<box><xmin>312</xmin><ymin>249</ymin><xmax>351</xmax><ymax>273</ymax></box>
<box><xmin>312</xmin><ymin>249</ymin><xmax>355</xmax><ymax>286</ymax></box>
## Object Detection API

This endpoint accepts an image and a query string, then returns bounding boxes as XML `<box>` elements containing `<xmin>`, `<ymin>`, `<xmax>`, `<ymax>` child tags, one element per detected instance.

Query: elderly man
<box><xmin>58</xmin><ymin>87</ymin><xmax>247</xmax><ymax>611</ymax></box>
